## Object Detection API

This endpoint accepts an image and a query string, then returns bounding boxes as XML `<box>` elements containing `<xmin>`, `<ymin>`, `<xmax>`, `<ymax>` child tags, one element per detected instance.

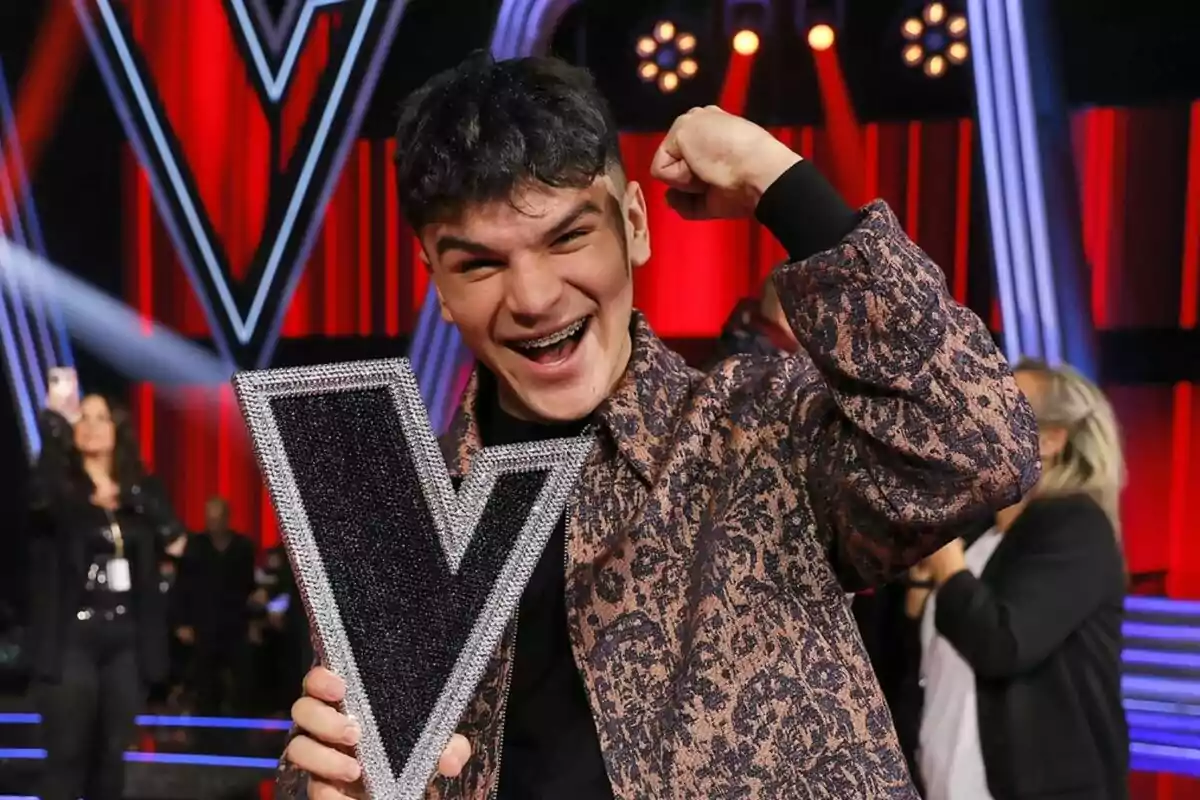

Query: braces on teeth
<box><xmin>518</xmin><ymin>318</ymin><xmax>585</xmax><ymax>349</ymax></box>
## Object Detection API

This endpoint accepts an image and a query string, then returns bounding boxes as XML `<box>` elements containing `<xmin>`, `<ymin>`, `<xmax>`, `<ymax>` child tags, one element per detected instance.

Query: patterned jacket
<box><xmin>279</xmin><ymin>202</ymin><xmax>1039</xmax><ymax>798</ymax></box>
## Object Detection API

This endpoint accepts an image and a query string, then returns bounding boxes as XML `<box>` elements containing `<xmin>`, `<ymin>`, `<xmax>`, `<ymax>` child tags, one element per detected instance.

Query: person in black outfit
<box><xmin>252</xmin><ymin>545</ymin><xmax>311</xmax><ymax>716</ymax></box>
<box><xmin>915</xmin><ymin>359</ymin><xmax>1129</xmax><ymax>800</ymax></box>
<box><xmin>174</xmin><ymin>496</ymin><xmax>257</xmax><ymax>715</ymax></box>
<box><xmin>27</xmin><ymin>387</ymin><xmax>185</xmax><ymax>800</ymax></box>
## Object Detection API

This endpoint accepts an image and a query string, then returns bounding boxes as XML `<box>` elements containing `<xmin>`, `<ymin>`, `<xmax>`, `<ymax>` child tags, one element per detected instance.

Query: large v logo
<box><xmin>72</xmin><ymin>0</ymin><xmax>407</xmax><ymax>368</ymax></box>
<box><xmin>233</xmin><ymin>359</ymin><xmax>593</xmax><ymax>797</ymax></box>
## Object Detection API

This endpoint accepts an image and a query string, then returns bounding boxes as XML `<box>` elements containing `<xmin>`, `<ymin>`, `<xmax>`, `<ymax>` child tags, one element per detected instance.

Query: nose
<box><xmin>504</xmin><ymin>258</ymin><xmax>564</xmax><ymax>324</ymax></box>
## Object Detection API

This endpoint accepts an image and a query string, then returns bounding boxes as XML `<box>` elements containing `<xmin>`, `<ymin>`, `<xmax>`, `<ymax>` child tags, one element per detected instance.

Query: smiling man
<box><xmin>278</xmin><ymin>54</ymin><xmax>1039</xmax><ymax>799</ymax></box>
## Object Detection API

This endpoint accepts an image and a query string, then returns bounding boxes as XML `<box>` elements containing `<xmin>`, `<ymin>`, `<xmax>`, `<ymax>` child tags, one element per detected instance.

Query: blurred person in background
<box><xmin>174</xmin><ymin>496</ymin><xmax>257</xmax><ymax>715</ymax></box>
<box><xmin>910</xmin><ymin>359</ymin><xmax>1128</xmax><ymax>800</ymax></box>
<box><xmin>27</xmin><ymin>368</ymin><xmax>185</xmax><ymax>800</ymax></box>
<box><xmin>709</xmin><ymin>270</ymin><xmax>799</xmax><ymax>363</ymax></box>
<box><xmin>251</xmin><ymin>545</ymin><xmax>311</xmax><ymax>716</ymax></box>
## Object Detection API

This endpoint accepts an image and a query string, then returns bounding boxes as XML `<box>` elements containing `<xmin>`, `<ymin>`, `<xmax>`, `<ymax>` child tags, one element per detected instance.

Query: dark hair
<box><xmin>66</xmin><ymin>394</ymin><xmax>146</xmax><ymax>493</ymax></box>
<box><xmin>393</xmin><ymin>53</ymin><xmax>624</xmax><ymax>231</ymax></box>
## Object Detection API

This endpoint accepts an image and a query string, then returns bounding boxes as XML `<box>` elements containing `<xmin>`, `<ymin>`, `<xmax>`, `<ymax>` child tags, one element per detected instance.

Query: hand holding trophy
<box><xmin>234</xmin><ymin>360</ymin><xmax>592</xmax><ymax>799</ymax></box>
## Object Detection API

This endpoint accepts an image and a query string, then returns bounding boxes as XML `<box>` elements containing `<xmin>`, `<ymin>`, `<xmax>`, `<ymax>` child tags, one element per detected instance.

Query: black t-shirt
<box><xmin>475</xmin><ymin>385</ymin><xmax>614</xmax><ymax>800</ymax></box>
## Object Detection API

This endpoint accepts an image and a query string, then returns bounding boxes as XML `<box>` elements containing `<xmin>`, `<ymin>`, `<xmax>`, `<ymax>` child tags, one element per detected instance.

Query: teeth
<box><xmin>516</xmin><ymin>318</ymin><xmax>586</xmax><ymax>350</ymax></box>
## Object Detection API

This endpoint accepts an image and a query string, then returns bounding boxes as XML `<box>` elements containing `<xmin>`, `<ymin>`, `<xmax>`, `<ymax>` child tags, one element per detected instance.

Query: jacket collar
<box><xmin>442</xmin><ymin>311</ymin><xmax>695</xmax><ymax>486</ymax></box>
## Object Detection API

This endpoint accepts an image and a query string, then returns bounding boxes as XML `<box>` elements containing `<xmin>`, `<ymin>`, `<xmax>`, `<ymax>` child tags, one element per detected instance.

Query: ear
<box><xmin>1039</xmin><ymin>425</ymin><xmax>1069</xmax><ymax>461</ymax></box>
<box><xmin>435</xmin><ymin>282</ymin><xmax>454</xmax><ymax>323</ymax></box>
<box><xmin>623</xmin><ymin>180</ymin><xmax>651</xmax><ymax>269</ymax></box>
<box><xmin>420</xmin><ymin>237</ymin><xmax>452</xmax><ymax>322</ymax></box>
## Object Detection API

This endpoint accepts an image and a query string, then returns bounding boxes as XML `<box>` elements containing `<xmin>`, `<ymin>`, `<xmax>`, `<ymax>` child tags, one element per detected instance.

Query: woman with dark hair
<box><xmin>28</xmin><ymin>374</ymin><xmax>186</xmax><ymax>800</ymax></box>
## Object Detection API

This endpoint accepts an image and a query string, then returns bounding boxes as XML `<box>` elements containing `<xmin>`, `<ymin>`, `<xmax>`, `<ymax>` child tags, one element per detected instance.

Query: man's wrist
<box><xmin>745</xmin><ymin>143</ymin><xmax>803</xmax><ymax>208</ymax></box>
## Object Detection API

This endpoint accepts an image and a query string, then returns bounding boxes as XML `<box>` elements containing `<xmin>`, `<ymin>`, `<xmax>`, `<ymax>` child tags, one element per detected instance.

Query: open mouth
<box><xmin>508</xmin><ymin>317</ymin><xmax>590</xmax><ymax>365</ymax></box>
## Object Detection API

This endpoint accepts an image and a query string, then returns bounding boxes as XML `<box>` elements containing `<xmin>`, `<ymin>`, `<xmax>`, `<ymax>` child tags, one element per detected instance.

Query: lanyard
<box><xmin>103</xmin><ymin>508</ymin><xmax>126</xmax><ymax>560</ymax></box>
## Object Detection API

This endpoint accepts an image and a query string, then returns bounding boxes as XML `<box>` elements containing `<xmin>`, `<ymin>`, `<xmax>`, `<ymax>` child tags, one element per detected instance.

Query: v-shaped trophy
<box><xmin>233</xmin><ymin>359</ymin><xmax>593</xmax><ymax>799</ymax></box>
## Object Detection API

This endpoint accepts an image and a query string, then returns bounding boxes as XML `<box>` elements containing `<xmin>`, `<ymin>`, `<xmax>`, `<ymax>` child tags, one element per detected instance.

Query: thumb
<box><xmin>650</xmin><ymin>146</ymin><xmax>697</xmax><ymax>190</ymax></box>
<box><xmin>437</xmin><ymin>733</ymin><xmax>472</xmax><ymax>778</ymax></box>
<box><xmin>650</xmin><ymin>127</ymin><xmax>704</xmax><ymax>192</ymax></box>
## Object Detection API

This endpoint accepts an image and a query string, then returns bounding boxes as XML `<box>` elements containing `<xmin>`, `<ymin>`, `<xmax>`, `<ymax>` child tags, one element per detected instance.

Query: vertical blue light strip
<box><xmin>0</xmin><ymin>140</ymin><xmax>47</xmax><ymax>405</ymax></box>
<box><xmin>0</xmin><ymin>66</ymin><xmax>62</xmax><ymax>372</ymax></box>
<box><xmin>0</xmin><ymin>60</ymin><xmax>53</xmax><ymax>457</ymax></box>
<box><xmin>969</xmin><ymin>0</ymin><xmax>1080</xmax><ymax>366</ymax></box>
<box><xmin>1005</xmin><ymin>0</ymin><xmax>1062</xmax><ymax>364</ymax></box>
<box><xmin>966</xmin><ymin>0</ymin><xmax>1021</xmax><ymax>361</ymax></box>
<box><xmin>982</xmin><ymin>1</ymin><xmax>1041</xmax><ymax>359</ymax></box>
<box><xmin>0</xmin><ymin>237</ymin><xmax>41</xmax><ymax>455</ymax></box>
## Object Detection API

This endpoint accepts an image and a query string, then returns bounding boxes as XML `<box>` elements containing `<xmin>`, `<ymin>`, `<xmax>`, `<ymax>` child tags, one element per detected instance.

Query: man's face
<box><xmin>205</xmin><ymin>502</ymin><xmax>229</xmax><ymax>533</ymax></box>
<box><xmin>423</xmin><ymin>175</ymin><xmax>650</xmax><ymax>422</ymax></box>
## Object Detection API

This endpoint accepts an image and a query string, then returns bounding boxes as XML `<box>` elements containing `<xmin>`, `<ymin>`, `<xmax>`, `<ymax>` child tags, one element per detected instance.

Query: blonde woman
<box><xmin>913</xmin><ymin>359</ymin><xmax>1128</xmax><ymax>800</ymax></box>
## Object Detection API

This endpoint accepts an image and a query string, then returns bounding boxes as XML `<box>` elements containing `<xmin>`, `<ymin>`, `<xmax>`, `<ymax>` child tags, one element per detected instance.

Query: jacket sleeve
<box><xmin>124</xmin><ymin>474</ymin><xmax>186</xmax><ymax>549</ymax></box>
<box><xmin>275</xmin><ymin>750</ymin><xmax>309</xmax><ymax>799</ymax></box>
<box><xmin>759</xmin><ymin>161</ymin><xmax>1040</xmax><ymax>589</ymax></box>
<box><xmin>933</xmin><ymin>499</ymin><xmax>1123</xmax><ymax>679</ymax></box>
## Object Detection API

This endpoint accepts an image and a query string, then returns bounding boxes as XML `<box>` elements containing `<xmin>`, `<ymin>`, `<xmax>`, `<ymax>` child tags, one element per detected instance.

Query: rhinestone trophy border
<box><xmin>233</xmin><ymin>358</ymin><xmax>594</xmax><ymax>799</ymax></box>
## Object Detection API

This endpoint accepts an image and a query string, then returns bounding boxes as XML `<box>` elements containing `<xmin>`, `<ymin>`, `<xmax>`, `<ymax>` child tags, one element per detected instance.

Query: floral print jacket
<box><xmin>279</xmin><ymin>193</ymin><xmax>1039</xmax><ymax>799</ymax></box>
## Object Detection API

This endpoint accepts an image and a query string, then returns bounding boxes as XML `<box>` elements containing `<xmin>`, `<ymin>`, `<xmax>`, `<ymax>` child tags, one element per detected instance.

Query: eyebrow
<box><xmin>433</xmin><ymin>199</ymin><xmax>604</xmax><ymax>258</ymax></box>
<box><xmin>543</xmin><ymin>199</ymin><xmax>603</xmax><ymax>243</ymax></box>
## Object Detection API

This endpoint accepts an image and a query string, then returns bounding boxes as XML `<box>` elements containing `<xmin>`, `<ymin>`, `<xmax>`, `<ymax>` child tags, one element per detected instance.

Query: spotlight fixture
<box><xmin>725</xmin><ymin>0</ymin><xmax>769</xmax><ymax>55</ymax></box>
<box><xmin>732</xmin><ymin>29</ymin><xmax>760</xmax><ymax>56</ymax></box>
<box><xmin>796</xmin><ymin>0</ymin><xmax>845</xmax><ymax>53</ymax></box>
<box><xmin>807</xmin><ymin>23</ymin><xmax>835</xmax><ymax>51</ymax></box>
<box><xmin>637</xmin><ymin>20</ymin><xmax>699</xmax><ymax>92</ymax></box>
<box><xmin>900</xmin><ymin>2</ymin><xmax>968</xmax><ymax>77</ymax></box>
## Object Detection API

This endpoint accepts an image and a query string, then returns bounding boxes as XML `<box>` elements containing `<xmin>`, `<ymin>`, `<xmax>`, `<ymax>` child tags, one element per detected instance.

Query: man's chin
<box><xmin>509</xmin><ymin>384</ymin><xmax>603</xmax><ymax>424</ymax></box>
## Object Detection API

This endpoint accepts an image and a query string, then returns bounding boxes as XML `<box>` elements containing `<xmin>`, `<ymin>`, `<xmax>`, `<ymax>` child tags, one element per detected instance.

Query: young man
<box><xmin>280</xmin><ymin>54</ymin><xmax>1039</xmax><ymax>799</ymax></box>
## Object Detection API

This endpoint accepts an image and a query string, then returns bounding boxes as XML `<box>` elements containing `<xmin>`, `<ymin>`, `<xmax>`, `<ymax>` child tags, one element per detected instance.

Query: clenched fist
<box><xmin>650</xmin><ymin>106</ymin><xmax>802</xmax><ymax>220</ymax></box>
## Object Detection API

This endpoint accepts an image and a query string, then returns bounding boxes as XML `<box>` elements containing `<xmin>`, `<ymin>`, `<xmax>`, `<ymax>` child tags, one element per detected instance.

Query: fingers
<box><xmin>304</xmin><ymin>666</ymin><xmax>347</xmax><ymax>703</ymax></box>
<box><xmin>650</xmin><ymin>146</ymin><xmax>696</xmax><ymax>189</ymax></box>
<box><xmin>287</xmin><ymin>735</ymin><xmax>361</xmax><ymax>784</ymax></box>
<box><xmin>292</xmin><ymin>696</ymin><xmax>359</xmax><ymax>748</ymax></box>
<box><xmin>650</xmin><ymin>109</ymin><xmax>702</xmax><ymax>190</ymax></box>
<box><xmin>437</xmin><ymin>733</ymin><xmax>472</xmax><ymax>778</ymax></box>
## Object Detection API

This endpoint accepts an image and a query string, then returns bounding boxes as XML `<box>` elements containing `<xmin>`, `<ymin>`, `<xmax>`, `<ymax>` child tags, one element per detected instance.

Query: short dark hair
<box><xmin>393</xmin><ymin>53</ymin><xmax>624</xmax><ymax>231</ymax></box>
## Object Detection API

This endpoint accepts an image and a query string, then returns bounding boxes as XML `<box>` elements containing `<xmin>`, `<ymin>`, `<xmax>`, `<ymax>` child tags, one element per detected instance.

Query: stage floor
<box><xmin>0</xmin><ymin>694</ymin><xmax>284</xmax><ymax>799</ymax></box>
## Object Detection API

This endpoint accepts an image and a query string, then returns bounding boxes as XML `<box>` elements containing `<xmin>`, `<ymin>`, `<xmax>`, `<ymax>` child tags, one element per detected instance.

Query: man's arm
<box><xmin>758</xmin><ymin>161</ymin><xmax>1040</xmax><ymax>589</ymax></box>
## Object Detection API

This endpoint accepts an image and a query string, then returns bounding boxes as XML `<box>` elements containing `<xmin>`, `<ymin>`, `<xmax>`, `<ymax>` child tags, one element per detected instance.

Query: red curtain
<box><xmin>620</xmin><ymin>119</ymin><xmax>973</xmax><ymax>337</ymax></box>
<box><xmin>1071</xmin><ymin>103</ymin><xmax>1200</xmax><ymax>587</ymax></box>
